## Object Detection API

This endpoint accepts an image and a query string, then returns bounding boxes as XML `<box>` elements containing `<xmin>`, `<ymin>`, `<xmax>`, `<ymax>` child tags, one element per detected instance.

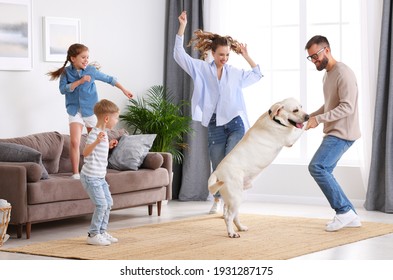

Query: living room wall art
<box><xmin>0</xmin><ymin>0</ymin><xmax>32</xmax><ymax>71</ymax></box>
<box><xmin>43</xmin><ymin>17</ymin><xmax>81</xmax><ymax>62</ymax></box>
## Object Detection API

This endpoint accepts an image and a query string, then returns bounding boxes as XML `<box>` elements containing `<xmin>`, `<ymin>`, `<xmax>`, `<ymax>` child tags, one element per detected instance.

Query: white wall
<box><xmin>0</xmin><ymin>0</ymin><xmax>166</xmax><ymax>138</ymax></box>
<box><xmin>245</xmin><ymin>164</ymin><xmax>366</xmax><ymax>208</ymax></box>
<box><xmin>0</xmin><ymin>0</ymin><xmax>383</xmax><ymax>207</ymax></box>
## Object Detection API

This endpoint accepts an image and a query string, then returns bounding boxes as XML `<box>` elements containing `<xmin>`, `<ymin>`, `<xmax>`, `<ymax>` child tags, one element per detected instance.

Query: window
<box><xmin>204</xmin><ymin>0</ymin><xmax>363</xmax><ymax>165</ymax></box>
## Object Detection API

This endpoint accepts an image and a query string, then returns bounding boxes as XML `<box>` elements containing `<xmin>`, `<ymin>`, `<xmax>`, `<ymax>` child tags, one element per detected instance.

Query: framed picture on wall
<box><xmin>43</xmin><ymin>17</ymin><xmax>81</xmax><ymax>62</ymax></box>
<box><xmin>0</xmin><ymin>0</ymin><xmax>33</xmax><ymax>71</ymax></box>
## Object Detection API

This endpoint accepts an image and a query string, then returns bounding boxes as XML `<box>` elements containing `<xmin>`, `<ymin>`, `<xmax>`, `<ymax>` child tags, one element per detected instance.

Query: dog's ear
<box><xmin>269</xmin><ymin>103</ymin><xmax>284</xmax><ymax>118</ymax></box>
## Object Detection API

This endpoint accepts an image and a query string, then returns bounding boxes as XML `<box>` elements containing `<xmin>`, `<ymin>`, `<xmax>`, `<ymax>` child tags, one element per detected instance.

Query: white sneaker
<box><xmin>209</xmin><ymin>200</ymin><xmax>220</xmax><ymax>214</ymax></box>
<box><xmin>2</xmin><ymin>234</ymin><xmax>9</xmax><ymax>243</ymax></box>
<box><xmin>326</xmin><ymin>209</ymin><xmax>362</xmax><ymax>232</ymax></box>
<box><xmin>102</xmin><ymin>232</ymin><xmax>118</xmax><ymax>243</ymax></box>
<box><xmin>71</xmin><ymin>174</ymin><xmax>80</xmax><ymax>180</ymax></box>
<box><xmin>87</xmin><ymin>233</ymin><xmax>111</xmax><ymax>246</ymax></box>
<box><xmin>326</xmin><ymin>216</ymin><xmax>362</xmax><ymax>228</ymax></box>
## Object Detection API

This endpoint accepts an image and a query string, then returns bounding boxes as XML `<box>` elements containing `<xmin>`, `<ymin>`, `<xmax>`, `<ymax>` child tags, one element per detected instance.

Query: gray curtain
<box><xmin>365</xmin><ymin>0</ymin><xmax>393</xmax><ymax>213</ymax></box>
<box><xmin>164</xmin><ymin>0</ymin><xmax>210</xmax><ymax>200</ymax></box>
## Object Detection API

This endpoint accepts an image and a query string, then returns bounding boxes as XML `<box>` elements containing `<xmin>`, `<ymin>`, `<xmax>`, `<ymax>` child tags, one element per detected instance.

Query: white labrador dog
<box><xmin>208</xmin><ymin>98</ymin><xmax>309</xmax><ymax>238</ymax></box>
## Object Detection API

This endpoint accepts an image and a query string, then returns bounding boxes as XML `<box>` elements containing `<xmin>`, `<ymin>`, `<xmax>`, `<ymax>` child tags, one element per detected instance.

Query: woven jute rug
<box><xmin>2</xmin><ymin>214</ymin><xmax>393</xmax><ymax>260</ymax></box>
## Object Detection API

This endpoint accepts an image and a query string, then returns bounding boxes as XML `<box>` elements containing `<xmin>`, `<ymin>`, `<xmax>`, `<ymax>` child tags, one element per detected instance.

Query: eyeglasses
<box><xmin>306</xmin><ymin>47</ymin><xmax>326</xmax><ymax>61</ymax></box>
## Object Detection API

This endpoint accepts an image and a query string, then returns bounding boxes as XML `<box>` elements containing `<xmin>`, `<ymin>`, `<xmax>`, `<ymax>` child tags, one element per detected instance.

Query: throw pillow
<box><xmin>107</xmin><ymin>128</ymin><xmax>129</xmax><ymax>141</ymax></box>
<box><xmin>0</xmin><ymin>131</ymin><xmax>64</xmax><ymax>174</ymax></box>
<box><xmin>108</xmin><ymin>134</ymin><xmax>156</xmax><ymax>171</ymax></box>
<box><xmin>0</xmin><ymin>142</ymin><xmax>49</xmax><ymax>179</ymax></box>
<box><xmin>140</xmin><ymin>152</ymin><xmax>164</xmax><ymax>170</ymax></box>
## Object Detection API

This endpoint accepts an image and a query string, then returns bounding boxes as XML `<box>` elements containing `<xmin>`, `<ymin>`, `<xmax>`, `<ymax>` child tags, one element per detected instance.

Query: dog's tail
<box><xmin>208</xmin><ymin>172</ymin><xmax>224</xmax><ymax>195</ymax></box>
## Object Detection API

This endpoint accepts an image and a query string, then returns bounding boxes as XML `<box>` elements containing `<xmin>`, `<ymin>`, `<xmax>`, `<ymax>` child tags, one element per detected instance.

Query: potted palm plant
<box><xmin>120</xmin><ymin>85</ymin><xmax>193</xmax><ymax>164</ymax></box>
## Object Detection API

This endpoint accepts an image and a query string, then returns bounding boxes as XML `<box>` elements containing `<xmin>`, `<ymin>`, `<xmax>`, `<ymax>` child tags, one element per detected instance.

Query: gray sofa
<box><xmin>0</xmin><ymin>131</ymin><xmax>172</xmax><ymax>239</ymax></box>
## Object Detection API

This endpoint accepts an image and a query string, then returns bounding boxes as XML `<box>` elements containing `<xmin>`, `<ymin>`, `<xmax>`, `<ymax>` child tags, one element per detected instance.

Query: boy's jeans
<box><xmin>308</xmin><ymin>135</ymin><xmax>355</xmax><ymax>214</ymax></box>
<box><xmin>208</xmin><ymin>114</ymin><xmax>245</xmax><ymax>199</ymax></box>
<box><xmin>80</xmin><ymin>174</ymin><xmax>113</xmax><ymax>235</ymax></box>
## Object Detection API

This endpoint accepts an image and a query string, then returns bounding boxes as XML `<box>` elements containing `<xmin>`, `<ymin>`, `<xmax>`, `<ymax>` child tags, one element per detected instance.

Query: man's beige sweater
<box><xmin>311</xmin><ymin>62</ymin><xmax>361</xmax><ymax>141</ymax></box>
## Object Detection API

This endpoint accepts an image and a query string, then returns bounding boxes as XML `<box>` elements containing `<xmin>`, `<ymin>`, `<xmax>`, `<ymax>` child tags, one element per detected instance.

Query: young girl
<box><xmin>48</xmin><ymin>43</ymin><xmax>133</xmax><ymax>179</ymax></box>
<box><xmin>174</xmin><ymin>11</ymin><xmax>263</xmax><ymax>214</ymax></box>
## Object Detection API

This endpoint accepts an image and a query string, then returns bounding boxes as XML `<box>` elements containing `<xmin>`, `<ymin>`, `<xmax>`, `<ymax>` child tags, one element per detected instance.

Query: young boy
<box><xmin>80</xmin><ymin>99</ymin><xmax>120</xmax><ymax>246</ymax></box>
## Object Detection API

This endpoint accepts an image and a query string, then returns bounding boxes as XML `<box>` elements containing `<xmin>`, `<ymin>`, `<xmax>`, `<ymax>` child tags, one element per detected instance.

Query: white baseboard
<box><xmin>244</xmin><ymin>193</ymin><xmax>365</xmax><ymax>208</ymax></box>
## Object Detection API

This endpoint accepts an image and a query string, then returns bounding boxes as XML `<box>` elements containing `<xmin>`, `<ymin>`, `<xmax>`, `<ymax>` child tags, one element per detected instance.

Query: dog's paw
<box><xmin>238</xmin><ymin>225</ymin><xmax>248</xmax><ymax>232</ymax></box>
<box><xmin>228</xmin><ymin>232</ymin><xmax>241</xmax><ymax>238</ymax></box>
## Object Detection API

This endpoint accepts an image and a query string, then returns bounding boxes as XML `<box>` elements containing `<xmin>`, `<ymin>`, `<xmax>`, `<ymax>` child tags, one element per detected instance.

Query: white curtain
<box><xmin>359</xmin><ymin>0</ymin><xmax>383</xmax><ymax>190</ymax></box>
<box><xmin>204</xmin><ymin>0</ymin><xmax>383</xmax><ymax>193</ymax></box>
<box><xmin>203</xmin><ymin>0</ymin><xmax>230</xmax><ymax>33</ymax></box>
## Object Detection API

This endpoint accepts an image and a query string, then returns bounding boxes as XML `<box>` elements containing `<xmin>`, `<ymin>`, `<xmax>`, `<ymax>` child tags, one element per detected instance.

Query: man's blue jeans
<box><xmin>308</xmin><ymin>135</ymin><xmax>355</xmax><ymax>214</ymax></box>
<box><xmin>208</xmin><ymin>114</ymin><xmax>245</xmax><ymax>198</ymax></box>
<box><xmin>80</xmin><ymin>174</ymin><xmax>113</xmax><ymax>235</ymax></box>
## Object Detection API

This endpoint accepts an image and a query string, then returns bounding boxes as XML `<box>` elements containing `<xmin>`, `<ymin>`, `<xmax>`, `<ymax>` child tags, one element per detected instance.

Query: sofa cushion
<box><xmin>27</xmin><ymin>168</ymin><xmax>169</xmax><ymax>204</ymax></box>
<box><xmin>108</xmin><ymin>134</ymin><xmax>156</xmax><ymax>171</ymax></box>
<box><xmin>0</xmin><ymin>143</ymin><xmax>49</xmax><ymax>179</ymax></box>
<box><xmin>58</xmin><ymin>134</ymin><xmax>87</xmax><ymax>173</ymax></box>
<box><xmin>0</xmin><ymin>132</ymin><xmax>64</xmax><ymax>174</ymax></box>
<box><xmin>27</xmin><ymin>173</ymin><xmax>89</xmax><ymax>204</ymax></box>
<box><xmin>140</xmin><ymin>153</ymin><xmax>164</xmax><ymax>170</ymax></box>
<box><xmin>106</xmin><ymin>168</ymin><xmax>169</xmax><ymax>194</ymax></box>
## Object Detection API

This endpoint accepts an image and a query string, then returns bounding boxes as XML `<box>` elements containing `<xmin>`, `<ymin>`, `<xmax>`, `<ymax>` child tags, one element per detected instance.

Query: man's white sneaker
<box><xmin>326</xmin><ymin>216</ymin><xmax>362</xmax><ymax>228</ymax></box>
<box><xmin>71</xmin><ymin>174</ymin><xmax>80</xmax><ymax>180</ymax></box>
<box><xmin>87</xmin><ymin>233</ymin><xmax>111</xmax><ymax>246</ymax></box>
<box><xmin>102</xmin><ymin>232</ymin><xmax>118</xmax><ymax>243</ymax></box>
<box><xmin>325</xmin><ymin>209</ymin><xmax>361</xmax><ymax>232</ymax></box>
<box><xmin>209</xmin><ymin>200</ymin><xmax>220</xmax><ymax>214</ymax></box>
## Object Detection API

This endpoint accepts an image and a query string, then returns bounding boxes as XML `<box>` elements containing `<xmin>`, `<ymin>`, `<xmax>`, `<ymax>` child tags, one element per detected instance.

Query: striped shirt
<box><xmin>81</xmin><ymin>127</ymin><xmax>109</xmax><ymax>178</ymax></box>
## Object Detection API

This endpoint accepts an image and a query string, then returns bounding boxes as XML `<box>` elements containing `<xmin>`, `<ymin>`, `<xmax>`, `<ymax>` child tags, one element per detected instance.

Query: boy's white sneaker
<box><xmin>71</xmin><ymin>174</ymin><xmax>80</xmax><ymax>180</ymax></box>
<box><xmin>87</xmin><ymin>233</ymin><xmax>111</xmax><ymax>246</ymax></box>
<box><xmin>102</xmin><ymin>231</ymin><xmax>118</xmax><ymax>243</ymax></box>
<box><xmin>326</xmin><ymin>209</ymin><xmax>361</xmax><ymax>232</ymax></box>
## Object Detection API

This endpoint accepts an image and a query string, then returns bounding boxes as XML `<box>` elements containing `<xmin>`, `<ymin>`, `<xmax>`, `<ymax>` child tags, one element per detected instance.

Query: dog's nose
<box><xmin>305</xmin><ymin>114</ymin><xmax>310</xmax><ymax>121</ymax></box>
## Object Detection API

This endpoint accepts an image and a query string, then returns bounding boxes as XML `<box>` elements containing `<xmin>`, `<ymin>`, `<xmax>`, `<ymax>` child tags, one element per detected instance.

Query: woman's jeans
<box><xmin>308</xmin><ymin>135</ymin><xmax>355</xmax><ymax>214</ymax></box>
<box><xmin>208</xmin><ymin>114</ymin><xmax>245</xmax><ymax>199</ymax></box>
<box><xmin>80</xmin><ymin>174</ymin><xmax>113</xmax><ymax>235</ymax></box>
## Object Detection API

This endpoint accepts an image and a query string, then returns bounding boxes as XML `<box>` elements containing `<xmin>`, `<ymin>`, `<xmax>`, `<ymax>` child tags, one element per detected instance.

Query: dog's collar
<box><xmin>268</xmin><ymin>109</ymin><xmax>288</xmax><ymax>127</ymax></box>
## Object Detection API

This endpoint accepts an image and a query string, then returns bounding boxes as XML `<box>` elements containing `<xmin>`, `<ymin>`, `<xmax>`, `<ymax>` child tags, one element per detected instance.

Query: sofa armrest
<box><xmin>159</xmin><ymin>152</ymin><xmax>172</xmax><ymax>200</ymax></box>
<box><xmin>0</xmin><ymin>162</ymin><xmax>42</xmax><ymax>182</ymax></box>
<box><xmin>0</xmin><ymin>163</ymin><xmax>29</xmax><ymax>224</ymax></box>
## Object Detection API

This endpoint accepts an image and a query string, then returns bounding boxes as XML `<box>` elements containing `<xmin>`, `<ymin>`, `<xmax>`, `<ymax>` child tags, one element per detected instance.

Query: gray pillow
<box><xmin>108</xmin><ymin>134</ymin><xmax>156</xmax><ymax>171</ymax></box>
<box><xmin>0</xmin><ymin>142</ymin><xmax>49</xmax><ymax>179</ymax></box>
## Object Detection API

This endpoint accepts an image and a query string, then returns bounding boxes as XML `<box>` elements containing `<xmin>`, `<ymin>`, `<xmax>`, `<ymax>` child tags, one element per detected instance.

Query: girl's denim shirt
<box><xmin>59</xmin><ymin>64</ymin><xmax>117</xmax><ymax>117</ymax></box>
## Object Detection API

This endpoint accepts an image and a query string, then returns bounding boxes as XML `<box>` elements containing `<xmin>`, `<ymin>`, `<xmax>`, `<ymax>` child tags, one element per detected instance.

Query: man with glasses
<box><xmin>305</xmin><ymin>35</ymin><xmax>361</xmax><ymax>232</ymax></box>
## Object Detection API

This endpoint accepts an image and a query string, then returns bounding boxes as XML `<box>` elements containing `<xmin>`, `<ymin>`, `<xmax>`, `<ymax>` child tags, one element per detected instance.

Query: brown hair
<box><xmin>94</xmin><ymin>99</ymin><xmax>119</xmax><ymax>118</ymax></box>
<box><xmin>46</xmin><ymin>43</ymin><xmax>88</xmax><ymax>80</ymax></box>
<box><xmin>188</xmin><ymin>29</ymin><xmax>242</xmax><ymax>60</ymax></box>
<box><xmin>305</xmin><ymin>35</ymin><xmax>330</xmax><ymax>50</ymax></box>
